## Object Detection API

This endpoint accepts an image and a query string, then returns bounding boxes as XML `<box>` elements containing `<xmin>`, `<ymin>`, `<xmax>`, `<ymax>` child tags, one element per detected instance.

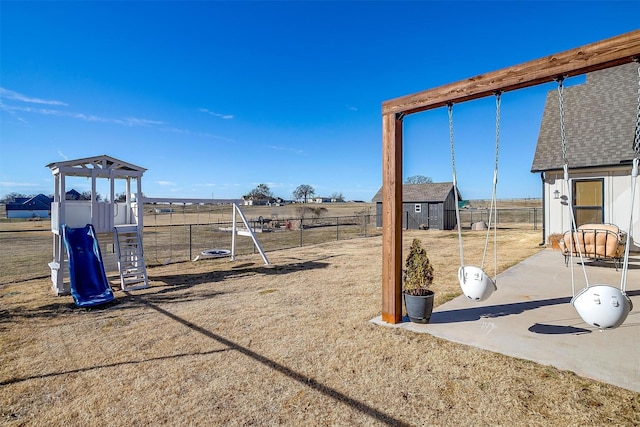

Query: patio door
<box><xmin>573</xmin><ymin>179</ymin><xmax>604</xmax><ymax>226</ymax></box>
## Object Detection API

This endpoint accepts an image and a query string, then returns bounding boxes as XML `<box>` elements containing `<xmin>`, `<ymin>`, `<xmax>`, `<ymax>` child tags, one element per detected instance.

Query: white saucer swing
<box><xmin>448</xmin><ymin>93</ymin><xmax>502</xmax><ymax>302</ymax></box>
<box><xmin>556</xmin><ymin>76</ymin><xmax>635</xmax><ymax>330</ymax></box>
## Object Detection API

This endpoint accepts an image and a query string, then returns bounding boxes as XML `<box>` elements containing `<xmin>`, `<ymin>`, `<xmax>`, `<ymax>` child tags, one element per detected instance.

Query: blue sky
<box><xmin>1</xmin><ymin>1</ymin><xmax>638</xmax><ymax>202</ymax></box>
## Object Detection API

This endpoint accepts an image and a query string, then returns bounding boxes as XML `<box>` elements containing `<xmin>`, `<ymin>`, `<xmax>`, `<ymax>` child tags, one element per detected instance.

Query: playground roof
<box><xmin>531</xmin><ymin>62</ymin><xmax>638</xmax><ymax>173</ymax></box>
<box><xmin>46</xmin><ymin>154</ymin><xmax>147</xmax><ymax>178</ymax></box>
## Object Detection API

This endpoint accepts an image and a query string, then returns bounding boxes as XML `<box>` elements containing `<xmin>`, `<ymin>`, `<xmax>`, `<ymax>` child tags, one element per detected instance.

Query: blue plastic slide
<box><xmin>62</xmin><ymin>224</ymin><xmax>115</xmax><ymax>307</ymax></box>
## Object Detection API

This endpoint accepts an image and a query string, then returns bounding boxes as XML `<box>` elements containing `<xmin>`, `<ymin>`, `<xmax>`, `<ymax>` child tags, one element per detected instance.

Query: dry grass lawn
<box><xmin>1</xmin><ymin>228</ymin><xmax>638</xmax><ymax>426</ymax></box>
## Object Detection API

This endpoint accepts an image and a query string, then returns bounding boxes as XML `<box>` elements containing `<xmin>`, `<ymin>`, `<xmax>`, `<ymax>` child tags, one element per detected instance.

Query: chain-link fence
<box><xmin>0</xmin><ymin>214</ymin><xmax>381</xmax><ymax>284</ymax></box>
<box><xmin>0</xmin><ymin>229</ymin><xmax>54</xmax><ymax>284</ymax></box>
<box><xmin>404</xmin><ymin>208</ymin><xmax>542</xmax><ymax>230</ymax></box>
<box><xmin>0</xmin><ymin>207</ymin><xmax>541</xmax><ymax>285</ymax></box>
<box><xmin>142</xmin><ymin>214</ymin><xmax>381</xmax><ymax>266</ymax></box>
<box><xmin>457</xmin><ymin>208</ymin><xmax>542</xmax><ymax>228</ymax></box>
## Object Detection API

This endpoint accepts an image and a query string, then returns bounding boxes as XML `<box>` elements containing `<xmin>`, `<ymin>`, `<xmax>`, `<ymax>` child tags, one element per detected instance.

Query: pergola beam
<box><xmin>381</xmin><ymin>29</ymin><xmax>640</xmax><ymax>324</ymax></box>
<box><xmin>383</xmin><ymin>29</ymin><xmax>640</xmax><ymax>116</ymax></box>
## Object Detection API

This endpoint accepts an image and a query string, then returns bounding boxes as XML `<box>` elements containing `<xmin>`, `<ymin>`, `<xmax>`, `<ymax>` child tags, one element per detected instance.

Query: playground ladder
<box><xmin>114</xmin><ymin>225</ymin><xmax>149</xmax><ymax>291</ymax></box>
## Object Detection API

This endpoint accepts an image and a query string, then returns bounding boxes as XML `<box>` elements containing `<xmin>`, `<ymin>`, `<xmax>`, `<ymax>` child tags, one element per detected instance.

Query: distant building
<box><xmin>371</xmin><ymin>182</ymin><xmax>461</xmax><ymax>230</ymax></box>
<box><xmin>311</xmin><ymin>197</ymin><xmax>332</xmax><ymax>203</ymax></box>
<box><xmin>242</xmin><ymin>196</ymin><xmax>285</xmax><ymax>206</ymax></box>
<box><xmin>5</xmin><ymin>189</ymin><xmax>89</xmax><ymax>218</ymax></box>
<box><xmin>65</xmin><ymin>189</ymin><xmax>81</xmax><ymax>200</ymax></box>
<box><xmin>6</xmin><ymin>194</ymin><xmax>53</xmax><ymax>219</ymax></box>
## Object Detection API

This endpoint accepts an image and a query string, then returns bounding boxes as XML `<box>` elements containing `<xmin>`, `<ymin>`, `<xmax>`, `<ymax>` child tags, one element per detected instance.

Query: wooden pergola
<box><xmin>381</xmin><ymin>29</ymin><xmax>640</xmax><ymax>324</ymax></box>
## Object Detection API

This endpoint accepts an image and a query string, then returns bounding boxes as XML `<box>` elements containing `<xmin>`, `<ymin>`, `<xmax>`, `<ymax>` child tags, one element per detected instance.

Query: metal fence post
<box><xmin>189</xmin><ymin>224</ymin><xmax>193</xmax><ymax>261</ymax></box>
<box><xmin>364</xmin><ymin>215</ymin><xmax>368</xmax><ymax>237</ymax></box>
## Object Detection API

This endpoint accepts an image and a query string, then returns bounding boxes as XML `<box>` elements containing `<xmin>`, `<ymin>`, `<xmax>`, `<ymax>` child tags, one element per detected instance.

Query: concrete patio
<box><xmin>373</xmin><ymin>248</ymin><xmax>640</xmax><ymax>393</ymax></box>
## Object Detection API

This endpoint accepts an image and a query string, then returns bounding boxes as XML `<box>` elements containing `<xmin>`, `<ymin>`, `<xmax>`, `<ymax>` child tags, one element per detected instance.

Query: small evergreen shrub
<box><xmin>403</xmin><ymin>238</ymin><xmax>434</xmax><ymax>296</ymax></box>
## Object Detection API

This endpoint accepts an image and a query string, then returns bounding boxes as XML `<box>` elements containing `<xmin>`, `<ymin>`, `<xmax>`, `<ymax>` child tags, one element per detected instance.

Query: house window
<box><xmin>415</xmin><ymin>204</ymin><xmax>421</xmax><ymax>213</ymax></box>
<box><xmin>573</xmin><ymin>179</ymin><xmax>603</xmax><ymax>226</ymax></box>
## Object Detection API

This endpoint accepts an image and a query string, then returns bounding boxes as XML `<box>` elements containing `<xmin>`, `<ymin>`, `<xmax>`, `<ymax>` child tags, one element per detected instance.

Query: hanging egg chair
<box><xmin>572</xmin><ymin>285</ymin><xmax>633</xmax><ymax>329</ymax></box>
<box><xmin>459</xmin><ymin>265</ymin><xmax>497</xmax><ymax>301</ymax></box>
<box><xmin>556</xmin><ymin>75</ymin><xmax>638</xmax><ymax>331</ymax></box>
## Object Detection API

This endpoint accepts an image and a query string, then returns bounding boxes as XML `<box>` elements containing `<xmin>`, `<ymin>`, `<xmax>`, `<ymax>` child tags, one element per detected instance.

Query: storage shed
<box><xmin>371</xmin><ymin>182</ymin><xmax>461</xmax><ymax>230</ymax></box>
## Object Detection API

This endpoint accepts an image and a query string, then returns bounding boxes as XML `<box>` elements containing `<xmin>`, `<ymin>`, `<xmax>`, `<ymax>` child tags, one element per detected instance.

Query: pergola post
<box><xmin>381</xmin><ymin>112</ymin><xmax>404</xmax><ymax>323</ymax></box>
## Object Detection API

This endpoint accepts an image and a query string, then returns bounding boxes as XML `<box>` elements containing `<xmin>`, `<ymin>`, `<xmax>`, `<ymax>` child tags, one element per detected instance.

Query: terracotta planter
<box><xmin>404</xmin><ymin>291</ymin><xmax>435</xmax><ymax>324</ymax></box>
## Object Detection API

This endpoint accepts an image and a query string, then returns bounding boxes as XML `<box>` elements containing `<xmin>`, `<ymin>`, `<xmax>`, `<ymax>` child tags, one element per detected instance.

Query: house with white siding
<box><xmin>531</xmin><ymin>62</ymin><xmax>639</xmax><ymax>249</ymax></box>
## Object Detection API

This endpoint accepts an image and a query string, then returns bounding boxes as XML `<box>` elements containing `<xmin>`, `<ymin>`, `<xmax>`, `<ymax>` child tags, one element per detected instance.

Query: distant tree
<box><xmin>296</xmin><ymin>205</ymin><xmax>312</xmax><ymax>220</ymax></box>
<box><xmin>79</xmin><ymin>191</ymin><xmax>102</xmax><ymax>201</ymax></box>
<box><xmin>293</xmin><ymin>184</ymin><xmax>315</xmax><ymax>203</ymax></box>
<box><xmin>405</xmin><ymin>175</ymin><xmax>433</xmax><ymax>184</ymax></box>
<box><xmin>330</xmin><ymin>192</ymin><xmax>345</xmax><ymax>202</ymax></box>
<box><xmin>0</xmin><ymin>192</ymin><xmax>28</xmax><ymax>204</ymax></box>
<box><xmin>244</xmin><ymin>184</ymin><xmax>273</xmax><ymax>202</ymax></box>
<box><xmin>115</xmin><ymin>193</ymin><xmax>127</xmax><ymax>202</ymax></box>
<box><xmin>312</xmin><ymin>207</ymin><xmax>327</xmax><ymax>220</ymax></box>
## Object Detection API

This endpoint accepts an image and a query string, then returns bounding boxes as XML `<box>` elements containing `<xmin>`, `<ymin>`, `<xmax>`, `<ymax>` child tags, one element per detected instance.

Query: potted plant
<box><xmin>403</xmin><ymin>238</ymin><xmax>435</xmax><ymax>324</ymax></box>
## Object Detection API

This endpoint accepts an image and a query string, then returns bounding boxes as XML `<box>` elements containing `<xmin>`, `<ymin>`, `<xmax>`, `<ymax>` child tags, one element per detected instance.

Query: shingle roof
<box><xmin>531</xmin><ymin>62</ymin><xmax>637</xmax><ymax>172</ymax></box>
<box><xmin>6</xmin><ymin>194</ymin><xmax>52</xmax><ymax>210</ymax></box>
<box><xmin>371</xmin><ymin>182</ymin><xmax>456</xmax><ymax>203</ymax></box>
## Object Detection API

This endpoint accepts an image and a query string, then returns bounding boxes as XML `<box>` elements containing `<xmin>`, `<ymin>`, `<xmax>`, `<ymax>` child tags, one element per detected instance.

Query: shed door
<box><xmin>428</xmin><ymin>203</ymin><xmax>439</xmax><ymax>229</ymax></box>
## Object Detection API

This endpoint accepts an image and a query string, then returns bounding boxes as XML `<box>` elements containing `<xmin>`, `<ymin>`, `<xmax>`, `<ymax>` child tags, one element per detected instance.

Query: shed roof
<box><xmin>531</xmin><ymin>62</ymin><xmax>637</xmax><ymax>173</ymax></box>
<box><xmin>371</xmin><ymin>182</ymin><xmax>457</xmax><ymax>203</ymax></box>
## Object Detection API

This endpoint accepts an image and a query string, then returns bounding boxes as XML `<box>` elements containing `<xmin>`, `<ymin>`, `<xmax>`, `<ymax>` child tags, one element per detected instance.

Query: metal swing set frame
<box><xmin>380</xmin><ymin>29</ymin><xmax>640</xmax><ymax>324</ymax></box>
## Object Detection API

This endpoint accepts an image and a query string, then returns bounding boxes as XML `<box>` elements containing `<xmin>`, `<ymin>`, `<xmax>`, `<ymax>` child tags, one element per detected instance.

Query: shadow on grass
<box><xmin>149</xmin><ymin>258</ymin><xmax>330</xmax><ymax>288</ymax></box>
<box><xmin>0</xmin><ymin>349</ymin><xmax>230</xmax><ymax>387</ymax></box>
<box><xmin>1</xmin><ymin>258</ymin><xmax>330</xmax><ymax>323</ymax></box>
<box><xmin>0</xmin><ymin>300</ymin><xmax>90</xmax><ymax>330</ymax></box>
<box><xmin>0</xmin><ymin>288</ymin><xmax>229</xmax><ymax>325</ymax></box>
<box><xmin>132</xmin><ymin>296</ymin><xmax>410</xmax><ymax>427</ymax></box>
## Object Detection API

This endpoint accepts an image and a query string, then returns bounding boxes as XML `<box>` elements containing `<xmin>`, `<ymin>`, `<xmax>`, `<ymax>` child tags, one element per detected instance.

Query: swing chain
<box><xmin>634</xmin><ymin>59</ymin><xmax>640</xmax><ymax>158</ymax></box>
<box><xmin>447</xmin><ymin>102</ymin><xmax>457</xmax><ymax>182</ymax></box>
<box><xmin>556</xmin><ymin>77</ymin><xmax>568</xmax><ymax>165</ymax></box>
<box><xmin>448</xmin><ymin>102</ymin><xmax>465</xmax><ymax>267</ymax></box>
<box><xmin>621</xmin><ymin>58</ymin><xmax>640</xmax><ymax>294</ymax></box>
<box><xmin>556</xmin><ymin>76</ymin><xmax>587</xmax><ymax>292</ymax></box>
<box><xmin>494</xmin><ymin>91</ymin><xmax>502</xmax><ymax>172</ymax></box>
